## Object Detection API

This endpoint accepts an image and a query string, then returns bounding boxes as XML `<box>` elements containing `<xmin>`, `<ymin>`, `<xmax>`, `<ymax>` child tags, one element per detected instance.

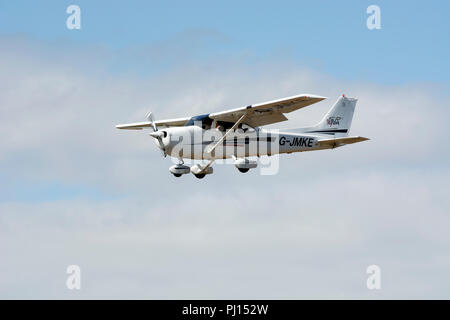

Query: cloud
<box><xmin>0</xmin><ymin>36</ymin><xmax>449</xmax><ymax>298</ymax></box>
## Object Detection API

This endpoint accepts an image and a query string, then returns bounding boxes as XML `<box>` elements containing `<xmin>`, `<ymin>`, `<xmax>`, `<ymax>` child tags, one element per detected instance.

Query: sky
<box><xmin>0</xmin><ymin>1</ymin><xmax>449</xmax><ymax>299</ymax></box>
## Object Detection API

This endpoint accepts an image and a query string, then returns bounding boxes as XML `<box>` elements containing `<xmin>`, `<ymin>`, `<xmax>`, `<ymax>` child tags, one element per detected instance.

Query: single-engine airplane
<box><xmin>116</xmin><ymin>93</ymin><xmax>369</xmax><ymax>179</ymax></box>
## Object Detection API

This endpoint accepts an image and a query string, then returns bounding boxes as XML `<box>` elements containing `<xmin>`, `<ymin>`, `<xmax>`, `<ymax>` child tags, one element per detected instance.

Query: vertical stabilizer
<box><xmin>305</xmin><ymin>95</ymin><xmax>357</xmax><ymax>137</ymax></box>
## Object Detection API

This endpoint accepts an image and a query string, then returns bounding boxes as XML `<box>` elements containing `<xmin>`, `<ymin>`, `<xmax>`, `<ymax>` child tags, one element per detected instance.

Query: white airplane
<box><xmin>116</xmin><ymin>93</ymin><xmax>369</xmax><ymax>179</ymax></box>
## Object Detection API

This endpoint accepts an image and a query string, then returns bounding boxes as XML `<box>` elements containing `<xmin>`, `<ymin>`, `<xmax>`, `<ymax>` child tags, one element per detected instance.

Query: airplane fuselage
<box><xmin>157</xmin><ymin>126</ymin><xmax>329</xmax><ymax>160</ymax></box>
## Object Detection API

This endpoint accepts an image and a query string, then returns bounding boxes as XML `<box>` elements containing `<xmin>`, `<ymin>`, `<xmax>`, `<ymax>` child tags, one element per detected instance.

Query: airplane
<box><xmin>116</xmin><ymin>93</ymin><xmax>369</xmax><ymax>179</ymax></box>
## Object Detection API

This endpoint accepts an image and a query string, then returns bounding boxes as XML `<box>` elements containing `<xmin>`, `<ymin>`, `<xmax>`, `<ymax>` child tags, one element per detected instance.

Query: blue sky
<box><xmin>1</xmin><ymin>0</ymin><xmax>449</xmax><ymax>83</ymax></box>
<box><xmin>1</xmin><ymin>1</ymin><xmax>450</xmax><ymax>299</ymax></box>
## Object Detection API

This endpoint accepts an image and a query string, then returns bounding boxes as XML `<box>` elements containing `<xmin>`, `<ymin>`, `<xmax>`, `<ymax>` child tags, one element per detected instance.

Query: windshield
<box><xmin>184</xmin><ymin>114</ymin><xmax>212</xmax><ymax>129</ymax></box>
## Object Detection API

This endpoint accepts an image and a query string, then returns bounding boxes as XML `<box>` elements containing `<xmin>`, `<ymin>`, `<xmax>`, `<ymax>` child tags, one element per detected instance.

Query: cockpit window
<box><xmin>184</xmin><ymin>114</ymin><xmax>213</xmax><ymax>129</ymax></box>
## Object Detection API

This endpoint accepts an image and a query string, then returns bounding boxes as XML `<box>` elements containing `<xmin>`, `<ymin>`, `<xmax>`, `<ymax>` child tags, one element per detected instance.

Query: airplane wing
<box><xmin>317</xmin><ymin>136</ymin><xmax>370</xmax><ymax>148</ymax></box>
<box><xmin>209</xmin><ymin>93</ymin><xmax>326</xmax><ymax>127</ymax></box>
<box><xmin>115</xmin><ymin>117</ymin><xmax>190</xmax><ymax>130</ymax></box>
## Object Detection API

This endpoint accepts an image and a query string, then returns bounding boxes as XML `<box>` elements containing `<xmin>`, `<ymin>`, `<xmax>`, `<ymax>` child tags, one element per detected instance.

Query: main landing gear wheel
<box><xmin>238</xmin><ymin>168</ymin><xmax>249</xmax><ymax>173</ymax></box>
<box><xmin>173</xmin><ymin>173</ymin><xmax>182</xmax><ymax>177</ymax></box>
<box><xmin>194</xmin><ymin>173</ymin><xmax>206</xmax><ymax>179</ymax></box>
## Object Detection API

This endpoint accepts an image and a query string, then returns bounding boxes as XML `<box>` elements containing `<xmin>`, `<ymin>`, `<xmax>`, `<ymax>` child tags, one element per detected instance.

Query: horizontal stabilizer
<box><xmin>318</xmin><ymin>136</ymin><xmax>369</xmax><ymax>148</ymax></box>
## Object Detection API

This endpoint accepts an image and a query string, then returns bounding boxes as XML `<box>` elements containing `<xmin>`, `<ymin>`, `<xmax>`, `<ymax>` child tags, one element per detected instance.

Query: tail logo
<box><xmin>327</xmin><ymin>116</ymin><xmax>342</xmax><ymax>127</ymax></box>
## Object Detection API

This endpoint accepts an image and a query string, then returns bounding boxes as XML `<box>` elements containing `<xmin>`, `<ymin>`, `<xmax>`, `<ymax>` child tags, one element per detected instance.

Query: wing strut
<box><xmin>207</xmin><ymin>112</ymin><xmax>248</xmax><ymax>154</ymax></box>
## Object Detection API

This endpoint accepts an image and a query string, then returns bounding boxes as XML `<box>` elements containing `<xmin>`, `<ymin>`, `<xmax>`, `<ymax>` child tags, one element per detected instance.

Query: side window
<box><xmin>202</xmin><ymin>117</ymin><xmax>212</xmax><ymax>130</ymax></box>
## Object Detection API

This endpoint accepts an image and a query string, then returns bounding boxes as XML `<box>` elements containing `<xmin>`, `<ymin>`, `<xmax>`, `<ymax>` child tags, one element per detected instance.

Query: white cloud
<box><xmin>0</xmin><ymin>36</ymin><xmax>449</xmax><ymax>298</ymax></box>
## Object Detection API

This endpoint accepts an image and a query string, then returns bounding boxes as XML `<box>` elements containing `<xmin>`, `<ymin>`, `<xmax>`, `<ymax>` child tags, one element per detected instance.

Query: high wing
<box><xmin>116</xmin><ymin>93</ymin><xmax>326</xmax><ymax>130</ymax></box>
<box><xmin>116</xmin><ymin>117</ymin><xmax>190</xmax><ymax>130</ymax></box>
<box><xmin>317</xmin><ymin>136</ymin><xmax>369</xmax><ymax>148</ymax></box>
<box><xmin>209</xmin><ymin>93</ymin><xmax>326</xmax><ymax>127</ymax></box>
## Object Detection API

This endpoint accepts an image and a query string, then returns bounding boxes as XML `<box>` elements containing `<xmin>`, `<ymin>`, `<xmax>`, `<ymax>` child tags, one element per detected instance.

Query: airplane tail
<box><xmin>305</xmin><ymin>95</ymin><xmax>357</xmax><ymax>137</ymax></box>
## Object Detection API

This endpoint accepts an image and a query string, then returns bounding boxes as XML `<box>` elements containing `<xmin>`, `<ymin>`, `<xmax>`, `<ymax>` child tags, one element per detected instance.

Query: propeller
<box><xmin>146</xmin><ymin>112</ymin><xmax>167</xmax><ymax>157</ymax></box>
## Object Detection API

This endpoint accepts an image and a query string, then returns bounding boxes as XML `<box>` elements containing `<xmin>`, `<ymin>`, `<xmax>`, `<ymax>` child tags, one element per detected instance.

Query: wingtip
<box><xmin>306</xmin><ymin>94</ymin><xmax>327</xmax><ymax>100</ymax></box>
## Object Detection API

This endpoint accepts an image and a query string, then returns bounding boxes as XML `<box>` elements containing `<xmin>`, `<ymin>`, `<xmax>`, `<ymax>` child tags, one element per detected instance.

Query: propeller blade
<box><xmin>149</xmin><ymin>131</ymin><xmax>167</xmax><ymax>157</ymax></box>
<box><xmin>157</xmin><ymin>137</ymin><xmax>167</xmax><ymax>157</ymax></box>
<box><xmin>146</xmin><ymin>112</ymin><xmax>157</xmax><ymax>132</ymax></box>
